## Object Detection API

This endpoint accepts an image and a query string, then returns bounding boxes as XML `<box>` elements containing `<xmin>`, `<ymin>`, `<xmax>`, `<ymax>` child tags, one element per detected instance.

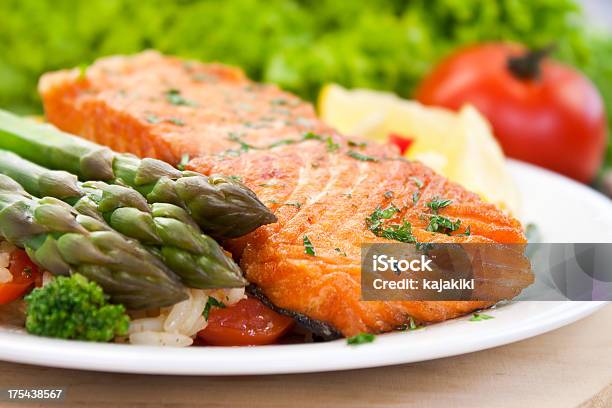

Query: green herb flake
<box><xmin>426</xmin><ymin>197</ymin><xmax>453</xmax><ymax>214</ymax></box>
<box><xmin>347</xmin><ymin>332</ymin><xmax>375</xmax><ymax>345</ymax></box>
<box><xmin>228</xmin><ymin>132</ymin><xmax>254</xmax><ymax>152</ymax></box>
<box><xmin>347</xmin><ymin>150</ymin><xmax>378</xmax><ymax>162</ymax></box>
<box><xmin>145</xmin><ymin>114</ymin><xmax>161</xmax><ymax>124</ymax></box>
<box><xmin>326</xmin><ymin>137</ymin><xmax>340</xmax><ymax>153</ymax></box>
<box><xmin>348</xmin><ymin>140</ymin><xmax>367</xmax><ymax>148</ymax></box>
<box><xmin>384</xmin><ymin>191</ymin><xmax>394</xmax><ymax>199</ymax></box>
<box><xmin>303</xmin><ymin>235</ymin><xmax>316</xmax><ymax>256</ymax></box>
<box><xmin>426</xmin><ymin>215</ymin><xmax>461</xmax><ymax>235</ymax></box>
<box><xmin>268</xmin><ymin>139</ymin><xmax>296</xmax><ymax>148</ymax></box>
<box><xmin>168</xmin><ymin>117</ymin><xmax>185</xmax><ymax>126</ymax></box>
<box><xmin>399</xmin><ymin>317</ymin><xmax>423</xmax><ymax>331</ymax></box>
<box><xmin>334</xmin><ymin>248</ymin><xmax>347</xmax><ymax>256</ymax></box>
<box><xmin>229</xmin><ymin>175</ymin><xmax>243</xmax><ymax>183</ymax></box>
<box><xmin>146</xmin><ymin>114</ymin><xmax>185</xmax><ymax>127</ymax></box>
<box><xmin>366</xmin><ymin>205</ymin><xmax>400</xmax><ymax>233</ymax></box>
<box><xmin>203</xmin><ymin>297</ymin><xmax>226</xmax><ymax>320</ymax></box>
<box><xmin>366</xmin><ymin>205</ymin><xmax>416</xmax><ymax>243</ymax></box>
<box><xmin>380</xmin><ymin>221</ymin><xmax>416</xmax><ymax>243</ymax></box>
<box><xmin>469</xmin><ymin>313</ymin><xmax>494</xmax><ymax>322</ymax></box>
<box><xmin>458</xmin><ymin>225</ymin><xmax>471</xmax><ymax>237</ymax></box>
<box><xmin>177</xmin><ymin>153</ymin><xmax>190</xmax><ymax>171</ymax></box>
<box><xmin>412</xmin><ymin>191</ymin><xmax>420</xmax><ymax>204</ymax></box>
<box><xmin>284</xmin><ymin>202</ymin><xmax>302</xmax><ymax>209</ymax></box>
<box><xmin>165</xmin><ymin>88</ymin><xmax>198</xmax><ymax>107</ymax></box>
<box><xmin>411</xmin><ymin>177</ymin><xmax>424</xmax><ymax>188</ymax></box>
<box><xmin>302</xmin><ymin>132</ymin><xmax>324</xmax><ymax>141</ymax></box>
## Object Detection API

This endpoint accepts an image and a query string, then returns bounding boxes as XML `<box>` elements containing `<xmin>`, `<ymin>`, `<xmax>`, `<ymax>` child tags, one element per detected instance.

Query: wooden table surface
<box><xmin>1</xmin><ymin>304</ymin><xmax>610</xmax><ymax>408</ymax></box>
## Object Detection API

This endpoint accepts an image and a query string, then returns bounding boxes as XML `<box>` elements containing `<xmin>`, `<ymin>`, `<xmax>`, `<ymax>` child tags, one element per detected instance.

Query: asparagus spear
<box><xmin>0</xmin><ymin>150</ymin><xmax>247</xmax><ymax>289</ymax></box>
<box><xmin>0</xmin><ymin>174</ymin><xmax>187</xmax><ymax>309</ymax></box>
<box><xmin>0</xmin><ymin>109</ymin><xmax>277</xmax><ymax>239</ymax></box>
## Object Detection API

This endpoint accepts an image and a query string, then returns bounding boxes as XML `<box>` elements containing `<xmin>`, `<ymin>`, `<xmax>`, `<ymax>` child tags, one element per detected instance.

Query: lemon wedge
<box><xmin>318</xmin><ymin>84</ymin><xmax>521</xmax><ymax>215</ymax></box>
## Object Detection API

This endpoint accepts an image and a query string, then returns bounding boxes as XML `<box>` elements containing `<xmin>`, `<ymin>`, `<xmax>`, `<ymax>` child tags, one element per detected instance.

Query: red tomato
<box><xmin>0</xmin><ymin>249</ymin><xmax>41</xmax><ymax>305</ymax></box>
<box><xmin>416</xmin><ymin>43</ymin><xmax>607</xmax><ymax>183</ymax></box>
<box><xmin>388</xmin><ymin>133</ymin><xmax>414</xmax><ymax>155</ymax></box>
<box><xmin>198</xmin><ymin>297</ymin><xmax>294</xmax><ymax>346</ymax></box>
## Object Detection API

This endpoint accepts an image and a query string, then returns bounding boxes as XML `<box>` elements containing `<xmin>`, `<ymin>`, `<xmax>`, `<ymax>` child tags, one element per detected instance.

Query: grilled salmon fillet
<box><xmin>39</xmin><ymin>51</ymin><xmax>532</xmax><ymax>336</ymax></box>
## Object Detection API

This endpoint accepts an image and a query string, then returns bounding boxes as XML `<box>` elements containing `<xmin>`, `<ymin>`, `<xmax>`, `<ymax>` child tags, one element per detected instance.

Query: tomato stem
<box><xmin>507</xmin><ymin>44</ymin><xmax>556</xmax><ymax>80</ymax></box>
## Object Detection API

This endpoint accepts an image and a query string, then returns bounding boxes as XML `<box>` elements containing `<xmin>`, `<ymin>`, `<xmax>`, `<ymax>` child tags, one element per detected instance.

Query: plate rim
<box><xmin>0</xmin><ymin>302</ymin><xmax>606</xmax><ymax>375</ymax></box>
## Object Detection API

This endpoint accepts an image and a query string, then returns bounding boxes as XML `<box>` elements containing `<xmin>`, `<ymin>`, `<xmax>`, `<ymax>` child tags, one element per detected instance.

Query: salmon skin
<box><xmin>39</xmin><ymin>51</ymin><xmax>533</xmax><ymax>337</ymax></box>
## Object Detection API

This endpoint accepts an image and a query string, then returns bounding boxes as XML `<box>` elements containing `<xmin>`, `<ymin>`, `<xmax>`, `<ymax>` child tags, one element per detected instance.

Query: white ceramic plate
<box><xmin>0</xmin><ymin>160</ymin><xmax>609</xmax><ymax>375</ymax></box>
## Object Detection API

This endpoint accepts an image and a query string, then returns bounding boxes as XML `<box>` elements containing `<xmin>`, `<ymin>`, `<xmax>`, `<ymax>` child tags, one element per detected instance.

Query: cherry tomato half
<box><xmin>0</xmin><ymin>249</ymin><xmax>41</xmax><ymax>305</ymax></box>
<box><xmin>198</xmin><ymin>297</ymin><xmax>294</xmax><ymax>346</ymax></box>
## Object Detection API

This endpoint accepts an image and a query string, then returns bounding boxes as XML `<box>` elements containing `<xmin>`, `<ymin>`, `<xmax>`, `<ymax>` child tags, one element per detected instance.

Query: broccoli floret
<box><xmin>24</xmin><ymin>274</ymin><xmax>130</xmax><ymax>342</ymax></box>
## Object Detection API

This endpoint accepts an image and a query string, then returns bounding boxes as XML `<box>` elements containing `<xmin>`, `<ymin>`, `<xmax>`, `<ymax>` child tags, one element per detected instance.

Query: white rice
<box><xmin>128</xmin><ymin>287</ymin><xmax>246</xmax><ymax>347</ymax></box>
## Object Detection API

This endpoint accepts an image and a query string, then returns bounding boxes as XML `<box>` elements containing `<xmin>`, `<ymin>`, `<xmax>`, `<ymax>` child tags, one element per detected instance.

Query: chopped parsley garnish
<box><xmin>458</xmin><ymin>226</ymin><xmax>471</xmax><ymax>236</ymax></box>
<box><xmin>347</xmin><ymin>332</ymin><xmax>375</xmax><ymax>345</ymax></box>
<box><xmin>399</xmin><ymin>317</ymin><xmax>422</xmax><ymax>331</ymax></box>
<box><xmin>203</xmin><ymin>297</ymin><xmax>226</xmax><ymax>320</ymax></box>
<box><xmin>165</xmin><ymin>89</ymin><xmax>198</xmax><ymax>107</ymax></box>
<box><xmin>334</xmin><ymin>248</ymin><xmax>347</xmax><ymax>256</ymax></box>
<box><xmin>145</xmin><ymin>114</ymin><xmax>161</xmax><ymax>124</ymax></box>
<box><xmin>326</xmin><ymin>137</ymin><xmax>340</xmax><ymax>153</ymax></box>
<box><xmin>177</xmin><ymin>153</ymin><xmax>190</xmax><ymax>171</ymax></box>
<box><xmin>366</xmin><ymin>205</ymin><xmax>400</xmax><ymax>232</ymax></box>
<box><xmin>426</xmin><ymin>197</ymin><xmax>452</xmax><ymax>214</ymax></box>
<box><xmin>426</xmin><ymin>215</ymin><xmax>461</xmax><ymax>234</ymax></box>
<box><xmin>302</xmin><ymin>132</ymin><xmax>324</xmax><ymax>141</ymax></box>
<box><xmin>168</xmin><ymin>117</ymin><xmax>185</xmax><ymax>126</ymax></box>
<box><xmin>301</xmin><ymin>133</ymin><xmax>339</xmax><ymax>152</ymax></box>
<box><xmin>227</xmin><ymin>132</ymin><xmax>254</xmax><ymax>152</ymax></box>
<box><xmin>409</xmin><ymin>317</ymin><xmax>419</xmax><ymax>330</ymax></box>
<box><xmin>347</xmin><ymin>140</ymin><xmax>367</xmax><ymax>148</ymax></box>
<box><xmin>146</xmin><ymin>114</ymin><xmax>185</xmax><ymax>126</ymax></box>
<box><xmin>412</xmin><ymin>191</ymin><xmax>420</xmax><ymax>204</ymax></box>
<box><xmin>303</xmin><ymin>235</ymin><xmax>316</xmax><ymax>256</ymax></box>
<box><xmin>228</xmin><ymin>175</ymin><xmax>243</xmax><ymax>182</ymax></box>
<box><xmin>347</xmin><ymin>150</ymin><xmax>378</xmax><ymax>162</ymax></box>
<box><xmin>469</xmin><ymin>313</ymin><xmax>494</xmax><ymax>322</ymax></box>
<box><xmin>380</xmin><ymin>221</ymin><xmax>416</xmax><ymax>243</ymax></box>
<box><xmin>268</xmin><ymin>139</ymin><xmax>296</xmax><ymax>148</ymax></box>
<box><xmin>384</xmin><ymin>191</ymin><xmax>394</xmax><ymax>199</ymax></box>
<box><xmin>411</xmin><ymin>177</ymin><xmax>424</xmax><ymax>188</ymax></box>
<box><xmin>283</xmin><ymin>202</ymin><xmax>302</xmax><ymax>209</ymax></box>
<box><xmin>366</xmin><ymin>205</ymin><xmax>416</xmax><ymax>243</ymax></box>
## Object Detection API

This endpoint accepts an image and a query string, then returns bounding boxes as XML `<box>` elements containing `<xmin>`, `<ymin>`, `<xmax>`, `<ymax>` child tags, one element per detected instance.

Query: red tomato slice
<box><xmin>388</xmin><ymin>133</ymin><xmax>414</xmax><ymax>155</ymax></box>
<box><xmin>0</xmin><ymin>249</ymin><xmax>41</xmax><ymax>305</ymax></box>
<box><xmin>198</xmin><ymin>297</ymin><xmax>294</xmax><ymax>346</ymax></box>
